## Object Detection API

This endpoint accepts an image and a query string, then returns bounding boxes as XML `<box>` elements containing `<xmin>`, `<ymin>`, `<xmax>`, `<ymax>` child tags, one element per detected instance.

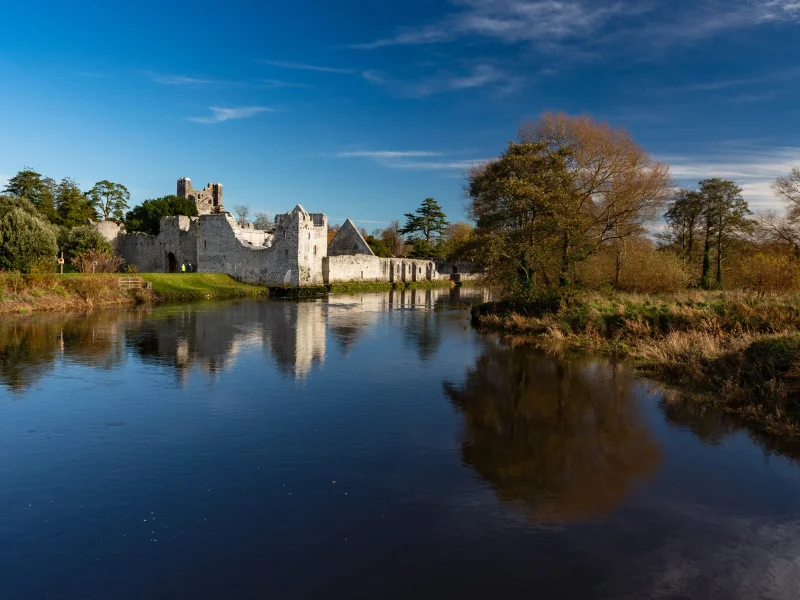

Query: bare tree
<box><xmin>510</xmin><ymin>112</ymin><xmax>672</xmax><ymax>286</ymax></box>
<box><xmin>253</xmin><ymin>212</ymin><xmax>273</xmax><ymax>230</ymax></box>
<box><xmin>233</xmin><ymin>204</ymin><xmax>250</xmax><ymax>226</ymax></box>
<box><xmin>759</xmin><ymin>167</ymin><xmax>800</xmax><ymax>256</ymax></box>
<box><xmin>381</xmin><ymin>220</ymin><xmax>406</xmax><ymax>257</ymax></box>
<box><xmin>772</xmin><ymin>167</ymin><xmax>800</xmax><ymax>218</ymax></box>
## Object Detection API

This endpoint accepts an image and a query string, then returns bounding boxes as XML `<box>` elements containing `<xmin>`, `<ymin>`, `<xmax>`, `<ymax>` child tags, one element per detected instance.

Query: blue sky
<box><xmin>1</xmin><ymin>0</ymin><xmax>799</xmax><ymax>227</ymax></box>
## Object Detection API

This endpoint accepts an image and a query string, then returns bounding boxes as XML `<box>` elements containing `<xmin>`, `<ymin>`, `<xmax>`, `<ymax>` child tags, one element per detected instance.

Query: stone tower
<box><xmin>177</xmin><ymin>177</ymin><xmax>224</xmax><ymax>215</ymax></box>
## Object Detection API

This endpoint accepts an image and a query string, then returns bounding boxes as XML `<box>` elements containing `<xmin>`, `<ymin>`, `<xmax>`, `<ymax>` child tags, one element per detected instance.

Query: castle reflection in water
<box><xmin>0</xmin><ymin>287</ymin><xmax>487</xmax><ymax>391</ymax></box>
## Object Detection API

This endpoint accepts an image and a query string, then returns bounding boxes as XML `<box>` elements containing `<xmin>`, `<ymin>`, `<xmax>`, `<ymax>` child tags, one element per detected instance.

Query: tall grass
<box><xmin>473</xmin><ymin>290</ymin><xmax>800</xmax><ymax>437</ymax></box>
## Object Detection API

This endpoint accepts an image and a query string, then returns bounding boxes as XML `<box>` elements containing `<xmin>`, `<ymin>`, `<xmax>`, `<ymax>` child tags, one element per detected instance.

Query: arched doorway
<box><xmin>167</xmin><ymin>252</ymin><xmax>178</xmax><ymax>273</ymax></box>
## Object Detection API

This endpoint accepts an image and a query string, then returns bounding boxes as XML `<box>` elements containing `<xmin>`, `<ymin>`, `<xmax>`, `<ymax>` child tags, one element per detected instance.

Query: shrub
<box><xmin>729</xmin><ymin>253</ymin><xmax>800</xmax><ymax>295</ymax></box>
<box><xmin>72</xmin><ymin>249</ymin><xmax>124</xmax><ymax>273</ymax></box>
<box><xmin>617</xmin><ymin>249</ymin><xmax>690</xmax><ymax>293</ymax></box>
<box><xmin>0</xmin><ymin>196</ymin><xmax>59</xmax><ymax>272</ymax></box>
<box><xmin>60</xmin><ymin>225</ymin><xmax>112</xmax><ymax>262</ymax></box>
<box><xmin>25</xmin><ymin>258</ymin><xmax>58</xmax><ymax>288</ymax></box>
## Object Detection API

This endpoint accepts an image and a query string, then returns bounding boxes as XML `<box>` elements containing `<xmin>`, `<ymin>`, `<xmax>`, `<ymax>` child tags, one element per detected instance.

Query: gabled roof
<box><xmin>328</xmin><ymin>218</ymin><xmax>375</xmax><ymax>256</ymax></box>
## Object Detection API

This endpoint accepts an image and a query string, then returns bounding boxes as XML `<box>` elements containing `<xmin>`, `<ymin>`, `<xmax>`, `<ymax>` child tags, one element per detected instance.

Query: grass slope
<box><xmin>140</xmin><ymin>273</ymin><xmax>267</xmax><ymax>299</ymax></box>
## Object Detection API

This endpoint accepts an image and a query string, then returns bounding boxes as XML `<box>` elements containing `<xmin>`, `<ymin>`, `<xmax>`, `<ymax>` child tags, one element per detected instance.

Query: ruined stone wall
<box><xmin>324</xmin><ymin>255</ymin><xmax>437</xmax><ymax>284</ymax></box>
<box><xmin>195</xmin><ymin>206</ymin><xmax>326</xmax><ymax>286</ymax></box>
<box><xmin>94</xmin><ymin>221</ymin><xmax>123</xmax><ymax>244</ymax></box>
<box><xmin>177</xmin><ymin>178</ymin><xmax>223</xmax><ymax>215</ymax></box>
<box><xmin>116</xmin><ymin>216</ymin><xmax>198</xmax><ymax>272</ymax></box>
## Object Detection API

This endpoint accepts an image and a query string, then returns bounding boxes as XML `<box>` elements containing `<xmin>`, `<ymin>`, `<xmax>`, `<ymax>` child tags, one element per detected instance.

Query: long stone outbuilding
<box><xmin>96</xmin><ymin>178</ymin><xmax>453</xmax><ymax>287</ymax></box>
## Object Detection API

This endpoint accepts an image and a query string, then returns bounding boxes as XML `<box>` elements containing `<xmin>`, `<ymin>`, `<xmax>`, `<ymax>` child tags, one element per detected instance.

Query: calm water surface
<box><xmin>2</xmin><ymin>288</ymin><xmax>800</xmax><ymax>599</ymax></box>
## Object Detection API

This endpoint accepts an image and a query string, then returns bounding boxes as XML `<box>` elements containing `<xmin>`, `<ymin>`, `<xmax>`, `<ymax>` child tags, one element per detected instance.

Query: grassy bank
<box><xmin>0</xmin><ymin>273</ymin><xmax>266</xmax><ymax>313</ymax></box>
<box><xmin>472</xmin><ymin>291</ymin><xmax>800</xmax><ymax>438</ymax></box>
<box><xmin>139</xmin><ymin>273</ymin><xmax>267</xmax><ymax>300</ymax></box>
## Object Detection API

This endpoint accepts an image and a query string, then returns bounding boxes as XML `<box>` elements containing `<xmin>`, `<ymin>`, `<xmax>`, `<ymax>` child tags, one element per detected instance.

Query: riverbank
<box><xmin>472</xmin><ymin>291</ymin><xmax>800</xmax><ymax>438</ymax></box>
<box><xmin>0</xmin><ymin>273</ymin><xmax>267</xmax><ymax>314</ymax></box>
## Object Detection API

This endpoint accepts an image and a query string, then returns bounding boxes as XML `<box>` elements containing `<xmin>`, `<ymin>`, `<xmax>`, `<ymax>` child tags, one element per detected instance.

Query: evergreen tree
<box><xmin>0</xmin><ymin>195</ymin><xmax>58</xmax><ymax>272</ymax></box>
<box><xmin>401</xmin><ymin>197</ymin><xmax>449</xmax><ymax>247</ymax></box>
<box><xmin>89</xmin><ymin>180</ymin><xmax>130</xmax><ymax>221</ymax></box>
<box><xmin>698</xmin><ymin>178</ymin><xmax>753</xmax><ymax>288</ymax></box>
<box><xmin>2</xmin><ymin>168</ymin><xmax>57</xmax><ymax>223</ymax></box>
<box><xmin>663</xmin><ymin>189</ymin><xmax>703</xmax><ymax>264</ymax></box>
<box><xmin>55</xmin><ymin>178</ymin><xmax>97</xmax><ymax>228</ymax></box>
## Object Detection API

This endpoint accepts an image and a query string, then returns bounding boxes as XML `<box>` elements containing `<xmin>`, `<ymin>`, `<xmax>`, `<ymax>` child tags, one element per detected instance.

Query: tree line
<box><xmin>467</xmin><ymin>112</ymin><xmax>800</xmax><ymax>297</ymax></box>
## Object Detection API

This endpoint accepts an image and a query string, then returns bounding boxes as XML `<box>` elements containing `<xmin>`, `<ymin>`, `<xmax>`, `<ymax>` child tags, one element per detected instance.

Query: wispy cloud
<box><xmin>664</xmin><ymin>144</ymin><xmax>800</xmax><ymax>211</ymax></box>
<box><xmin>141</xmin><ymin>71</ymin><xmax>240</xmax><ymax>87</ymax></box>
<box><xmin>365</xmin><ymin>62</ymin><xmax>517</xmax><ymax>97</ymax></box>
<box><xmin>654</xmin><ymin>67</ymin><xmax>800</xmax><ymax>94</ymax></box>
<box><xmin>187</xmin><ymin>106</ymin><xmax>274</xmax><ymax>124</ymax></box>
<box><xmin>256</xmin><ymin>78</ymin><xmax>313</xmax><ymax>89</ymax></box>
<box><xmin>330</xmin><ymin>150</ymin><xmax>443</xmax><ymax>158</ymax></box>
<box><xmin>352</xmin><ymin>1</ymin><xmax>642</xmax><ymax>50</ymax></box>
<box><xmin>352</xmin><ymin>0</ymin><xmax>800</xmax><ymax>56</ymax></box>
<box><xmin>257</xmin><ymin>60</ymin><xmax>357</xmax><ymax>75</ymax></box>
<box><xmin>329</xmin><ymin>149</ymin><xmax>488</xmax><ymax>171</ymax></box>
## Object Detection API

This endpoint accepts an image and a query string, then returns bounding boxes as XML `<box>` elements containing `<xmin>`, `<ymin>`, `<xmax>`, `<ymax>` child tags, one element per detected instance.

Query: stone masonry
<box><xmin>99</xmin><ymin>177</ymin><xmax>460</xmax><ymax>287</ymax></box>
<box><xmin>177</xmin><ymin>178</ymin><xmax>224</xmax><ymax>215</ymax></box>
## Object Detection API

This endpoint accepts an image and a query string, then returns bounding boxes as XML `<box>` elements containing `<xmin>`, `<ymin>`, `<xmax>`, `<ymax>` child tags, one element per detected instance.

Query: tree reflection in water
<box><xmin>0</xmin><ymin>313</ymin><xmax>124</xmax><ymax>392</ymax></box>
<box><xmin>444</xmin><ymin>339</ymin><xmax>662</xmax><ymax>523</ymax></box>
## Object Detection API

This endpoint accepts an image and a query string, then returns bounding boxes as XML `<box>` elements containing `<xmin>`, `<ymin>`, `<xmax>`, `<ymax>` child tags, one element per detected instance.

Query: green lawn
<box><xmin>138</xmin><ymin>273</ymin><xmax>267</xmax><ymax>298</ymax></box>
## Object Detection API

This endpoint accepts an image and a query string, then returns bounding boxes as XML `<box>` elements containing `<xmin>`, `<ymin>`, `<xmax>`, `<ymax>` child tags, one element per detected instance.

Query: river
<box><xmin>1</xmin><ymin>288</ymin><xmax>800</xmax><ymax>599</ymax></box>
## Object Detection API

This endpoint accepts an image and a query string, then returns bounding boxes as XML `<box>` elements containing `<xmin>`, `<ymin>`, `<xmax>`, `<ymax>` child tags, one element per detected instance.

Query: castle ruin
<box><xmin>97</xmin><ymin>177</ymin><xmax>459</xmax><ymax>287</ymax></box>
<box><xmin>177</xmin><ymin>178</ymin><xmax>224</xmax><ymax>215</ymax></box>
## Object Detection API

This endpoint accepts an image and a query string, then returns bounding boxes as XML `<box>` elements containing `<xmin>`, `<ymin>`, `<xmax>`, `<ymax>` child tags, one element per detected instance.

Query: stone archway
<box><xmin>167</xmin><ymin>252</ymin><xmax>178</xmax><ymax>273</ymax></box>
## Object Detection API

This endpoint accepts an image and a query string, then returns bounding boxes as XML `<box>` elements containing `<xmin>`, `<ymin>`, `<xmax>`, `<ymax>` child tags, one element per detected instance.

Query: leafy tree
<box><xmin>2</xmin><ymin>168</ymin><xmax>57</xmax><ymax>223</ymax></box>
<box><xmin>401</xmin><ymin>198</ymin><xmax>449</xmax><ymax>247</ymax></box>
<box><xmin>125</xmin><ymin>195</ymin><xmax>198</xmax><ymax>236</ymax></box>
<box><xmin>468</xmin><ymin>141</ymin><xmax>573</xmax><ymax>294</ymax></box>
<box><xmin>698</xmin><ymin>178</ymin><xmax>753</xmax><ymax>288</ymax></box>
<box><xmin>89</xmin><ymin>180</ymin><xmax>130</xmax><ymax>221</ymax></box>
<box><xmin>365</xmin><ymin>234</ymin><xmax>392</xmax><ymax>257</ymax></box>
<box><xmin>233</xmin><ymin>204</ymin><xmax>250</xmax><ymax>226</ymax></box>
<box><xmin>59</xmin><ymin>225</ymin><xmax>112</xmax><ymax>262</ymax></box>
<box><xmin>441</xmin><ymin>221</ymin><xmax>474</xmax><ymax>261</ymax></box>
<box><xmin>0</xmin><ymin>195</ymin><xmax>58</xmax><ymax>272</ymax></box>
<box><xmin>516</xmin><ymin>112</ymin><xmax>671</xmax><ymax>287</ymax></box>
<box><xmin>55</xmin><ymin>178</ymin><xmax>97</xmax><ymax>228</ymax></box>
<box><xmin>253</xmin><ymin>212</ymin><xmax>273</xmax><ymax>230</ymax></box>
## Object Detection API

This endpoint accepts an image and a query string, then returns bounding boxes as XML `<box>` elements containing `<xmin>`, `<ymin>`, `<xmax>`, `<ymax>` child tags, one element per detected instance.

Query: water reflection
<box><xmin>0</xmin><ymin>314</ymin><xmax>124</xmax><ymax>392</ymax></box>
<box><xmin>0</xmin><ymin>287</ymin><xmax>487</xmax><ymax>392</ymax></box>
<box><xmin>444</xmin><ymin>339</ymin><xmax>662</xmax><ymax>523</ymax></box>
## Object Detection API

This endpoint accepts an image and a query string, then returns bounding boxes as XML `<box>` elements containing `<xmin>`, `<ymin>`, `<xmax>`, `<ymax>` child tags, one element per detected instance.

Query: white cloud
<box><xmin>141</xmin><ymin>71</ymin><xmax>236</xmax><ymax>86</ymax></box>
<box><xmin>365</xmin><ymin>62</ymin><xmax>515</xmax><ymax>97</ymax></box>
<box><xmin>329</xmin><ymin>150</ymin><xmax>488</xmax><ymax>171</ymax></box>
<box><xmin>663</xmin><ymin>144</ymin><xmax>800</xmax><ymax>211</ymax></box>
<box><xmin>352</xmin><ymin>0</ymin><xmax>800</xmax><ymax>55</ymax></box>
<box><xmin>330</xmin><ymin>150</ymin><xmax>443</xmax><ymax>158</ymax></box>
<box><xmin>256</xmin><ymin>78</ymin><xmax>313</xmax><ymax>88</ymax></box>
<box><xmin>0</xmin><ymin>174</ymin><xmax>9</xmax><ymax>191</ymax></box>
<box><xmin>187</xmin><ymin>106</ymin><xmax>274</xmax><ymax>124</ymax></box>
<box><xmin>257</xmin><ymin>60</ymin><xmax>357</xmax><ymax>75</ymax></box>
